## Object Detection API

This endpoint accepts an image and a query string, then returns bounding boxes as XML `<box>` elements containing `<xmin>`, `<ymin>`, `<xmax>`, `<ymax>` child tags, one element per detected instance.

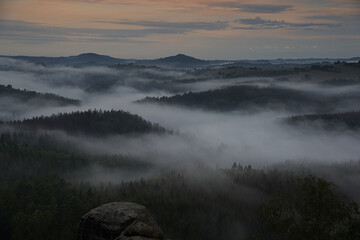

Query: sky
<box><xmin>0</xmin><ymin>0</ymin><xmax>359</xmax><ymax>59</ymax></box>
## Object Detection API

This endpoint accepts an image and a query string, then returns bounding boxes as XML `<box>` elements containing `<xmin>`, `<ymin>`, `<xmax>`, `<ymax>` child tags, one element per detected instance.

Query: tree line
<box><xmin>287</xmin><ymin>111</ymin><xmax>360</xmax><ymax>130</ymax></box>
<box><xmin>8</xmin><ymin>109</ymin><xmax>167</xmax><ymax>137</ymax></box>
<box><xmin>0</xmin><ymin>84</ymin><xmax>80</xmax><ymax>106</ymax></box>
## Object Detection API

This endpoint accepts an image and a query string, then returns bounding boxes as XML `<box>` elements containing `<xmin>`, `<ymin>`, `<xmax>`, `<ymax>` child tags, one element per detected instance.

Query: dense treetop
<box><xmin>286</xmin><ymin>111</ymin><xmax>360</xmax><ymax>130</ymax></box>
<box><xmin>0</xmin><ymin>84</ymin><xmax>80</xmax><ymax>106</ymax></box>
<box><xmin>139</xmin><ymin>85</ymin><xmax>327</xmax><ymax>112</ymax></box>
<box><xmin>1</xmin><ymin>166</ymin><xmax>359</xmax><ymax>240</ymax></box>
<box><xmin>257</xmin><ymin>175</ymin><xmax>360</xmax><ymax>240</ymax></box>
<box><xmin>0</xmin><ymin>131</ymin><xmax>151</xmax><ymax>181</ymax></box>
<box><xmin>7</xmin><ymin>109</ymin><xmax>167</xmax><ymax>136</ymax></box>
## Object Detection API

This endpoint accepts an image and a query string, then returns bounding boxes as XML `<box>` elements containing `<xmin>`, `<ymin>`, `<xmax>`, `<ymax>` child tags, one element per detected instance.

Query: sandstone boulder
<box><xmin>78</xmin><ymin>202</ymin><xmax>163</xmax><ymax>240</ymax></box>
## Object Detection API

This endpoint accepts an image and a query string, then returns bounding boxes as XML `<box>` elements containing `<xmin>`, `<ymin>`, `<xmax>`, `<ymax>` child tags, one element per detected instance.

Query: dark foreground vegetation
<box><xmin>0</xmin><ymin>135</ymin><xmax>151</xmax><ymax>181</ymax></box>
<box><xmin>1</xmin><ymin>126</ymin><xmax>359</xmax><ymax>240</ymax></box>
<box><xmin>255</xmin><ymin>175</ymin><xmax>360</xmax><ymax>240</ymax></box>
<box><xmin>0</xmin><ymin>167</ymin><xmax>359</xmax><ymax>240</ymax></box>
<box><xmin>8</xmin><ymin>109</ymin><xmax>166</xmax><ymax>136</ymax></box>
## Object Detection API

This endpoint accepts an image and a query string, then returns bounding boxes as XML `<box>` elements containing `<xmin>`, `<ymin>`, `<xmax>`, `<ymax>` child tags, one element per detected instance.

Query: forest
<box><xmin>7</xmin><ymin>109</ymin><xmax>167</xmax><ymax>137</ymax></box>
<box><xmin>0</xmin><ymin>84</ymin><xmax>79</xmax><ymax>106</ymax></box>
<box><xmin>139</xmin><ymin>85</ymin><xmax>360</xmax><ymax>113</ymax></box>
<box><xmin>1</xmin><ymin>162</ymin><xmax>359</xmax><ymax>240</ymax></box>
<box><xmin>0</xmin><ymin>56</ymin><xmax>360</xmax><ymax>240</ymax></box>
<box><xmin>286</xmin><ymin>111</ymin><xmax>360</xmax><ymax>130</ymax></box>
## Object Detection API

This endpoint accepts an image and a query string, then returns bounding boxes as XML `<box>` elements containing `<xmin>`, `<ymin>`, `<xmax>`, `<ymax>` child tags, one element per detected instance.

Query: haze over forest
<box><xmin>1</xmin><ymin>0</ymin><xmax>360</xmax><ymax>239</ymax></box>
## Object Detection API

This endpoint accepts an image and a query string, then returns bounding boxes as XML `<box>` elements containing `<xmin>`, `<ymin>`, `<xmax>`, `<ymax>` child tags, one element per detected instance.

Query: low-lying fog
<box><xmin>1</xmin><ymin>57</ymin><xmax>360</xmax><ymax>170</ymax></box>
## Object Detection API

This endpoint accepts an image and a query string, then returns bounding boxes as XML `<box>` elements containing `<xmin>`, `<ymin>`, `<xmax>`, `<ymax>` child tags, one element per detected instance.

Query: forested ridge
<box><xmin>139</xmin><ymin>85</ymin><xmax>330</xmax><ymax>112</ymax></box>
<box><xmin>0</xmin><ymin>131</ymin><xmax>152</xmax><ymax>181</ymax></box>
<box><xmin>286</xmin><ymin>111</ymin><xmax>360</xmax><ymax>130</ymax></box>
<box><xmin>191</xmin><ymin>62</ymin><xmax>360</xmax><ymax>80</ymax></box>
<box><xmin>0</xmin><ymin>84</ymin><xmax>80</xmax><ymax>106</ymax></box>
<box><xmin>7</xmin><ymin>109</ymin><xmax>167</xmax><ymax>136</ymax></box>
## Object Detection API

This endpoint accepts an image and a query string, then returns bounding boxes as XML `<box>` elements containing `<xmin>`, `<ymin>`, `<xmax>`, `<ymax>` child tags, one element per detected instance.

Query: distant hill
<box><xmin>67</xmin><ymin>53</ymin><xmax>123</xmax><ymax>65</ymax></box>
<box><xmin>9</xmin><ymin>109</ymin><xmax>167</xmax><ymax>136</ymax></box>
<box><xmin>0</xmin><ymin>53</ymin><xmax>208</xmax><ymax>68</ymax></box>
<box><xmin>158</xmin><ymin>54</ymin><xmax>205</xmax><ymax>64</ymax></box>
<box><xmin>135</xmin><ymin>53</ymin><xmax>210</xmax><ymax>68</ymax></box>
<box><xmin>1</xmin><ymin>53</ymin><xmax>359</xmax><ymax>68</ymax></box>
<box><xmin>0</xmin><ymin>53</ymin><xmax>126</xmax><ymax>66</ymax></box>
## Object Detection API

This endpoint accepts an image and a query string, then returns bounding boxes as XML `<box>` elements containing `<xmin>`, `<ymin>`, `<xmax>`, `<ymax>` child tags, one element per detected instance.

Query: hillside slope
<box><xmin>8</xmin><ymin>109</ymin><xmax>166</xmax><ymax>136</ymax></box>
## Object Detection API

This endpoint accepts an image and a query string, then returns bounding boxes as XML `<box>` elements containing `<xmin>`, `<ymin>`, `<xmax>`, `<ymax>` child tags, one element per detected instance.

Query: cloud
<box><xmin>31</xmin><ymin>0</ymin><xmax>108</xmax><ymax>3</ymax></box>
<box><xmin>234</xmin><ymin>17</ymin><xmax>340</xmax><ymax>30</ymax></box>
<box><xmin>0</xmin><ymin>19</ymin><xmax>148</xmax><ymax>43</ymax></box>
<box><xmin>305</xmin><ymin>15</ymin><xmax>343</xmax><ymax>21</ymax></box>
<box><xmin>215</xmin><ymin>3</ymin><xmax>294</xmax><ymax>13</ymax></box>
<box><xmin>0</xmin><ymin>19</ymin><xmax>228</xmax><ymax>44</ymax></box>
<box><xmin>305</xmin><ymin>14</ymin><xmax>360</xmax><ymax>23</ymax></box>
<box><xmin>98</xmin><ymin>20</ymin><xmax>229</xmax><ymax>31</ymax></box>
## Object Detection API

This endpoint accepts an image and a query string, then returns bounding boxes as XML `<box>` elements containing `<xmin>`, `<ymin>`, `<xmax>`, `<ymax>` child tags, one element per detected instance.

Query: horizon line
<box><xmin>1</xmin><ymin>52</ymin><xmax>359</xmax><ymax>62</ymax></box>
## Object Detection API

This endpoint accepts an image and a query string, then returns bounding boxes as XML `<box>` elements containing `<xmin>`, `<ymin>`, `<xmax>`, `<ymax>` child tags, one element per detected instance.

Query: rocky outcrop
<box><xmin>78</xmin><ymin>202</ymin><xmax>164</xmax><ymax>240</ymax></box>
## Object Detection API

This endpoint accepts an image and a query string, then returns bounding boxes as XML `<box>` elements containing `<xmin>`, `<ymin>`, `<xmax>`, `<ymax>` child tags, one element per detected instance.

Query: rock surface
<box><xmin>78</xmin><ymin>202</ymin><xmax>164</xmax><ymax>240</ymax></box>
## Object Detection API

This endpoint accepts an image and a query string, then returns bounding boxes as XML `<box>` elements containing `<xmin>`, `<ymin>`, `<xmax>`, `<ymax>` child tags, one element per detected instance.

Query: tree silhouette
<box><xmin>259</xmin><ymin>175</ymin><xmax>360</xmax><ymax>240</ymax></box>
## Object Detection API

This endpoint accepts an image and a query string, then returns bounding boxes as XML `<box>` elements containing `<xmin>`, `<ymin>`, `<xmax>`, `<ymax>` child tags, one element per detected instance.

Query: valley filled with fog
<box><xmin>1</xmin><ymin>57</ymin><xmax>360</xmax><ymax>167</ymax></box>
<box><xmin>1</xmin><ymin>55</ymin><xmax>360</xmax><ymax>239</ymax></box>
